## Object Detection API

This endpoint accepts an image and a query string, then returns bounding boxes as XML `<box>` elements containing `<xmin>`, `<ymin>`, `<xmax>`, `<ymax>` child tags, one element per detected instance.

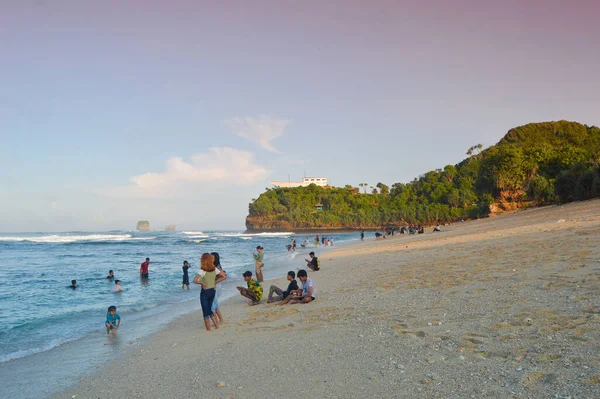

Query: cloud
<box><xmin>127</xmin><ymin>147</ymin><xmax>270</xmax><ymax>196</ymax></box>
<box><xmin>225</xmin><ymin>115</ymin><xmax>290</xmax><ymax>153</ymax></box>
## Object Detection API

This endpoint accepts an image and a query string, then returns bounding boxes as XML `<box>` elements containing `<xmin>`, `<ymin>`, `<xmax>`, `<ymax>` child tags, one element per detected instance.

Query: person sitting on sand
<box><xmin>112</xmin><ymin>280</ymin><xmax>123</xmax><ymax>293</ymax></box>
<box><xmin>279</xmin><ymin>269</ymin><xmax>315</xmax><ymax>305</ymax></box>
<box><xmin>305</xmin><ymin>252</ymin><xmax>320</xmax><ymax>271</ymax></box>
<box><xmin>106</xmin><ymin>270</ymin><xmax>114</xmax><ymax>280</ymax></box>
<box><xmin>105</xmin><ymin>305</ymin><xmax>120</xmax><ymax>335</ymax></box>
<box><xmin>237</xmin><ymin>271</ymin><xmax>263</xmax><ymax>305</ymax></box>
<box><xmin>267</xmin><ymin>271</ymin><xmax>299</xmax><ymax>303</ymax></box>
<box><xmin>433</xmin><ymin>225</ymin><xmax>441</xmax><ymax>232</ymax></box>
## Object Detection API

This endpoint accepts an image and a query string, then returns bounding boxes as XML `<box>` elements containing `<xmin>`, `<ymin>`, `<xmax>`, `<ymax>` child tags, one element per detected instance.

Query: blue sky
<box><xmin>1</xmin><ymin>0</ymin><xmax>599</xmax><ymax>232</ymax></box>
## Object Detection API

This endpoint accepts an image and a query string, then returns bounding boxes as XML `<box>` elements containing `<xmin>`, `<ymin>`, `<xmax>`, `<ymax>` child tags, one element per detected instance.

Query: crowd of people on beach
<box><xmin>69</xmin><ymin>243</ymin><xmax>323</xmax><ymax>335</ymax></box>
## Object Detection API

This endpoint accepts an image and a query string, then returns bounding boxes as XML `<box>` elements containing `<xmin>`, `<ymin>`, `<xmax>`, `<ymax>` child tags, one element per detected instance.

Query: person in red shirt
<box><xmin>140</xmin><ymin>257</ymin><xmax>150</xmax><ymax>278</ymax></box>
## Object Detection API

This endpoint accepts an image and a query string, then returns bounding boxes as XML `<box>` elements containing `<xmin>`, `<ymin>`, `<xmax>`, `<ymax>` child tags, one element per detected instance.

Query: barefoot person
<box><xmin>237</xmin><ymin>271</ymin><xmax>263</xmax><ymax>305</ymax></box>
<box><xmin>193</xmin><ymin>253</ymin><xmax>225</xmax><ymax>331</ymax></box>
<box><xmin>280</xmin><ymin>269</ymin><xmax>315</xmax><ymax>305</ymax></box>
<box><xmin>253</xmin><ymin>246</ymin><xmax>265</xmax><ymax>282</ymax></box>
<box><xmin>105</xmin><ymin>306</ymin><xmax>120</xmax><ymax>335</ymax></box>
<box><xmin>210</xmin><ymin>252</ymin><xmax>226</xmax><ymax>324</ymax></box>
<box><xmin>182</xmin><ymin>260</ymin><xmax>191</xmax><ymax>290</ymax></box>
<box><xmin>305</xmin><ymin>252</ymin><xmax>320</xmax><ymax>271</ymax></box>
<box><xmin>267</xmin><ymin>271</ymin><xmax>299</xmax><ymax>303</ymax></box>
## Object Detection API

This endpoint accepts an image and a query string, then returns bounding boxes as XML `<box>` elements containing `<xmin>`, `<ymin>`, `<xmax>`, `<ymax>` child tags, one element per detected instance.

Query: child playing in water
<box><xmin>111</xmin><ymin>280</ymin><xmax>123</xmax><ymax>292</ymax></box>
<box><xmin>105</xmin><ymin>306</ymin><xmax>121</xmax><ymax>335</ymax></box>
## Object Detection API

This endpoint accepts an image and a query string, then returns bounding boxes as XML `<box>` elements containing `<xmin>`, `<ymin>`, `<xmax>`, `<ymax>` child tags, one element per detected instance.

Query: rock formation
<box><xmin>136</xmin><ymin>221</ymin><xmax>150</xmax><ymax>232</ymax></box>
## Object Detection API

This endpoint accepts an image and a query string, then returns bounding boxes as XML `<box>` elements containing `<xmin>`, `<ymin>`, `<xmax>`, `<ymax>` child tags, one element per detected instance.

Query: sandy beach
<box><xmin>53</xmin><ymin>200</ymin><xmax>600</xmax><ymax>399</ymax></box>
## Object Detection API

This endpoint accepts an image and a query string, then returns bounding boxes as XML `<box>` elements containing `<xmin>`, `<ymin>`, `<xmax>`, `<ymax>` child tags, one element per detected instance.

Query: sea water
<box><xmin>0</xmin><ymin>230</ymin><xmax>359</xmax><ymax>398</ymax></box>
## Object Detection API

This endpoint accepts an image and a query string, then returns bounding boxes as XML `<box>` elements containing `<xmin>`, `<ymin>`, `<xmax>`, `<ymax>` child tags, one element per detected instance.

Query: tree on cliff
<box><xmin>246</xmin><ymin>121</ymin><xmax>600</xmax><ymax>230</ymax></box>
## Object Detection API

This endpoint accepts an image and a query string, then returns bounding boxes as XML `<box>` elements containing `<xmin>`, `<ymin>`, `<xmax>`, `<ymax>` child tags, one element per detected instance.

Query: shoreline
<box><xmin>55</xmin><ymin>200</ymin><xmax>600</xmax><ymax>399</ymax></box>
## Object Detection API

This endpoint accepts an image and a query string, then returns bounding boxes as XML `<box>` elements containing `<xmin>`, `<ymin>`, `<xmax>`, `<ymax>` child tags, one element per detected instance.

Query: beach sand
<box><xmin>53</xmin><ymin>200</ymin><xmax>600</xmax><ymax>399</ymax></box>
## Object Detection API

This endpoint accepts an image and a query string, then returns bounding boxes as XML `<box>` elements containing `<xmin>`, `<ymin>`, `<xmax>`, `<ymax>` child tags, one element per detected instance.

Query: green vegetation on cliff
<box><xmin>246</xmin><ymin>121</ymin><xmax>600</xmax><ymax>230</ymax></box>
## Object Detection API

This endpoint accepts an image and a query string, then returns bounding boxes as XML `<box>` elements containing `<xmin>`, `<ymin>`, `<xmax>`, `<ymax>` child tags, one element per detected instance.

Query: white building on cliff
<box><xmin>270</xmin><ymin>177</ymin><xmax>329</xmax><ymax>188</ymax></box>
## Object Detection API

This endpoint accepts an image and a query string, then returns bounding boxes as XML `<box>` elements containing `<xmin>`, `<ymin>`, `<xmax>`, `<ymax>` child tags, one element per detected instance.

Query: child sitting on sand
<box><xmin>237</xmin><ymin>271</ymin><xmax>263</xmax><ymax>305</ymax></box>
<box><xmin>105</xmin><ymin>305</ymin><xmax>121</xmax><ymax>335</ymax></box>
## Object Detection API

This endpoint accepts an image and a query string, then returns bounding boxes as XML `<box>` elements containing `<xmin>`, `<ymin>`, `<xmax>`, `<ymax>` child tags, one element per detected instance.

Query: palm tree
<box><xmin>359</xmin><ymin>183</ymin><xmax>368</xmax><ymax>194</ymax></box>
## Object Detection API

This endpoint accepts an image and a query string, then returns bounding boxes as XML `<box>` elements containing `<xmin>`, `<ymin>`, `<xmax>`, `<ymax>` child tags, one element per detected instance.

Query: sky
<box><xmin>1</xmin><ymin>0</ymin><xmax>599</xmax><ymax>232</ymax></box>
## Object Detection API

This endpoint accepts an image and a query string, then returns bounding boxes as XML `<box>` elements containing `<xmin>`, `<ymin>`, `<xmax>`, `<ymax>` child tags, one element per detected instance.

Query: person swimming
<box><xmin>69</xmin><ymin>280</ymin><xmax>77</xmax><ymax>289</ymax></box>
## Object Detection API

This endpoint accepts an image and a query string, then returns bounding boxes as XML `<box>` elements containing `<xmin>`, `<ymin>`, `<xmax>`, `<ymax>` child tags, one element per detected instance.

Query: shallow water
<box><xmin>0</xmin><ymin>230</ymin><xmax>357</xmax><ymax>398</ymax></box>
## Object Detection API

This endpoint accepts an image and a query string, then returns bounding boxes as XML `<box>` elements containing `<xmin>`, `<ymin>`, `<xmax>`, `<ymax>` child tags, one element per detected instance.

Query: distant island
<box><xmin>164</xmin><ymin>225</ymin><xmax>176</xmax><ymax>231</ymax></box>
<box><xmin>136</xmin><ymin>221</ymin><xmax>150</xmax><ymax>232</ymax></box>
<box><xmin>246</xmin><ymin>121</ymin><xmax>600</xmax><ymax>232</ymax></box>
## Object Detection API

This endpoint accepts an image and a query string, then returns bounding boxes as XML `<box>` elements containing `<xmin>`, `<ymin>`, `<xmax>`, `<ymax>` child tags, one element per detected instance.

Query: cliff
<box><xmin>245</xmin><ymin>121</ymin><xmax>600</xmax><ymax>231</ymax></box>
<box><xmin>136</xmin><ymin>221</ymin><xmax>150</xmax><ymax>232</ymax></box>
<box><xmin>164</xmin><ymin>225</ymin><xmax>176</xmax><ymax>231</ymax></box>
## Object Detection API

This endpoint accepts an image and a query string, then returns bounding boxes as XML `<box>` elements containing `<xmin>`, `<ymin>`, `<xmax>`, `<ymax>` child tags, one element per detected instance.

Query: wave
<box><xmin>0</xmin><ymin>335</ymin><xmax>81</xmax><ymax>363</ymax></box>
<box><xmin>0</xmin><ymin>234</ymin><xmax>156</xmax><ymax>243</ymax></box>
<box><xmin>183</xmin><ymin>234</ymin><xmax>209</xmax><ymax>239</ymax></box>
<box><xmin>181</xmin><ymin>231</ymin><xmax>204</xmax><ymax>235</ymax></box>
<box><xmin>214</xmin><ymin>232</ymin><xmax>294</xmax><ymax>237</ymax></box>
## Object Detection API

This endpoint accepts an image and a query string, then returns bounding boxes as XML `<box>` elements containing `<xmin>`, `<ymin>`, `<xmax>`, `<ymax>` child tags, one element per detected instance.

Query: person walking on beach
<box><xmin>267</xmin><ymin>271</ymin><xmax>299</xmax><ymax>303</ymax></box>
<box><xmin>253</xmin><ymin>246</ymin><xmax>265</xmax><ymax>282</ymax></box>
<box><xmin>182</xmin><ymin>260</ymin><xmax>191</xmax><ymax>290</ymax></box>
<box><xmin>192</xmin><ymin>253</ymin><xmax>224</xmax><ymax>331</ymax></box>
<box><xmin>210</xmin><ymin>252</ymin><xmax>226</xmax><ymax>324</ymax></box>
<box><xmin>237</xmin><ymin>271</ymin><xmax>263</xmax><ymax>305</ymax></box>
<box><xmin>140</xmin><ymin>257</ymin><xmax>150</xmax><ymax>279</ymax></box>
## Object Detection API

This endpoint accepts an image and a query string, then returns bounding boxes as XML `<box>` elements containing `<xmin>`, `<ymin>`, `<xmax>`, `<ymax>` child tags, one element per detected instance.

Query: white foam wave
<box><xmin>240</xmin><ymin>237</ymin><xmax>252</xmax><ymax>240</ymax></box>
<box><xmin>0</xmin><ymin>234</ymin><xmax>155</xmax><ymax>243</ymax></box>
<box><xmin>0</xmin><ymin>336</ymin><xmax>80</xmax><ymax>363</ymax></box>
<box><xmin>183</xmin><ymin>234</ymin><xmax>209</xmax><ymax>239</ymax></box>
<box><xmin>214</xmin><ymin>232</ymin><xmax>294</xmax><ymax>237</ymax></box>
<box><xmin>181</xmin><ymin>231</ymin><xmax>204</xmax><ymax>235</ymax></box>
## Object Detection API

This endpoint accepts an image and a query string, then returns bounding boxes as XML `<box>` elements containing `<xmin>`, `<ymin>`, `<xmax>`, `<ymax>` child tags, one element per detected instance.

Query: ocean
<box><xmin>0</xmin><ymin>230</ymin><xmax>359</xmax><ymax>398</ymax></box>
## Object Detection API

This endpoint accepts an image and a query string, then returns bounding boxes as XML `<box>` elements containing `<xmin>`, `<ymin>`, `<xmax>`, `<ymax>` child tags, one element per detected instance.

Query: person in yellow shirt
<box><xmin>236</xmin><ymin>271</ymin><xmax>263</xmax><ymax>305</ymax></box>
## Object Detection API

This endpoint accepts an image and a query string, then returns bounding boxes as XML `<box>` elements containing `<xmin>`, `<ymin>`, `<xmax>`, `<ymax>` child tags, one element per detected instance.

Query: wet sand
<box><xmin>54</xmin><ymin>200</ymin><xmax>600</xmax><ymax>399</ymax></box>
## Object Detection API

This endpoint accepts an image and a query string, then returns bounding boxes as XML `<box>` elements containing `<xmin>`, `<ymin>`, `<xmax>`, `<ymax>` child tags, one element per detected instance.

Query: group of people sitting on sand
<box><xmin>195</xmin><ymin>250</ymin><xmax>320</xmax><ymax>331</ymax></box>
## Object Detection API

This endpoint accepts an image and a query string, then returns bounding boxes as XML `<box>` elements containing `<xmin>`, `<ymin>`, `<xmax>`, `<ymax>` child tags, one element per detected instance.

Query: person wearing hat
<box><xmin>252</xmin><ymin>246</ymin><xmax>265</xmax><ymax>282</ymax></box>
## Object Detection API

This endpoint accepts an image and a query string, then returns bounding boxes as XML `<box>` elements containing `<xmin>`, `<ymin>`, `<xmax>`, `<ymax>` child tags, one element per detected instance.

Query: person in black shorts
<box><xmin>182</xmin><ymin>260</ymin><xmax>191</xmax><ymax>290</ymax></box>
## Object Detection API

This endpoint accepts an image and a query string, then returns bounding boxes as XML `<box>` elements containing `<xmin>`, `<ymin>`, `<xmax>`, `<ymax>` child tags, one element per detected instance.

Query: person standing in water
<box><xmin>253</xmin><ymin>246</ymin><xmax>265</xmax><ymax>282</ymax></box>
<box><xmin>182</xmin><ymin>260</ymin><xmax>191</xmax><ymax>290</ymax></box>
<box><xmin>360</xmin><ymin>231</ymin><xmax>364</xmax><ymax>241</ymax></box>
<box><xmin>140</xmin><ymin>257</ymin><xmax>150</xmax><ymax>279</ymax></box>
<box><xmin>193</xmin><ymin>253</ymin><xmax>225</xmax><ymax>331</ymax></box>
